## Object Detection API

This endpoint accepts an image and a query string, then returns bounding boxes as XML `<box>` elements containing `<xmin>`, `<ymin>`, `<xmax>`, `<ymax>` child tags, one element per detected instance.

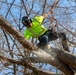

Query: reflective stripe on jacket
<box><xmin>24</xmin><ymin>16</ymin><xmax>47</xmax><ymax>40</ymax></box>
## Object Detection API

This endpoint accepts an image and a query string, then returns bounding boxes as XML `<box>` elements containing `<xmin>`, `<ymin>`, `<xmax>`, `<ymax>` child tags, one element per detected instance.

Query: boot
<box><xmin>62</xmin><ymin>39</ymin><xmax>70</xmax><ymax>52</ymax></box>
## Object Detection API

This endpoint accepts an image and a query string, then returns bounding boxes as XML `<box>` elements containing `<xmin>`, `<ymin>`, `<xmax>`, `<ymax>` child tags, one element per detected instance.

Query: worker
<box><xmin>22</xmin><ymin>12</ymin><xmax>70</xmax><ymax>52</ymax></box>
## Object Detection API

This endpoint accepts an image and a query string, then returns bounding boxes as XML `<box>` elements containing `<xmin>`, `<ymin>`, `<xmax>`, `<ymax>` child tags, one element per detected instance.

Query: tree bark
<box><xmin>0</xmin><ymin>16</ymin><xmax>76</xmax><ymax>75</ymax></box>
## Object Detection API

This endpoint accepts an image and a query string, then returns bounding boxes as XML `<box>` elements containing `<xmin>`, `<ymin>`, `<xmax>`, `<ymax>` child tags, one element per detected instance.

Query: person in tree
<box><xmin>22</xmin><ymin>11</ymin><xmax>70</xmax><ymax>52</ymax></box>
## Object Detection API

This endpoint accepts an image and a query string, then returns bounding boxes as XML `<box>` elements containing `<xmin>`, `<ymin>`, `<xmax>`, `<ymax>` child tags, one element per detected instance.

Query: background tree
<box><xmin>0</xmin><ymin>0</ymin><xmax>76</xmax><ymax>75</ymax></box>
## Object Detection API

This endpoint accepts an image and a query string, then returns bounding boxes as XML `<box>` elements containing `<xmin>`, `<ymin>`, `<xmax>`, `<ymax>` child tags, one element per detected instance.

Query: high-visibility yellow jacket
<box><xmin>24</xmin><ymin>16</ymin><xmax>47</xmax><ymax>40</ymax></box>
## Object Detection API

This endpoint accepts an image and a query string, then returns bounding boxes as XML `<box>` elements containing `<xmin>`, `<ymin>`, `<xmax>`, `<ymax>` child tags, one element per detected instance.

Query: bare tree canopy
<box><xmin>0</xmin><ymin>0</ymin><xmax>76</xmax><ymax>75</ymax></box>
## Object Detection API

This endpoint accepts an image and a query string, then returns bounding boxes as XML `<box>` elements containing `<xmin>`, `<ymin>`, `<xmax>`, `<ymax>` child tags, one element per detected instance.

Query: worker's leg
<box><xmin>47</xmin><ymin>30</ymin><xmax>70</xmax><ymax>52</ymax></box>
<box><xmin>37</xmin><ymin>35</ymin><xmax>50</xmax><ymax>49</ymax></box>
<box><xmin>37</xmin><ymin>30</ymin><xmax>70</xmax><ymax>52</ymax></box>
<box><xmin>58</xmin><ymin>32</ymin><xmax>70</xmax><ymax>52</ymax></box>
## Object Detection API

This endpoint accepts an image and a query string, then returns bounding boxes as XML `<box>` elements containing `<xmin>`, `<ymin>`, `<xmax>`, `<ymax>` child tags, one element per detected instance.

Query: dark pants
<box><xmin>38</xmin><ymin>30</ymin><xmax>70</xmax><ymax>52</ymax></box>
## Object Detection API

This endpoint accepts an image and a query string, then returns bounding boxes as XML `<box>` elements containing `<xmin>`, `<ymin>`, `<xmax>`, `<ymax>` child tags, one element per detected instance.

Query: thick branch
<box><xmin>58</xmin><ymin>50</ymin><xmax>76</xmax><ymax>70</ymax></box>
<box><xmin>0</xmin><ymin>55</ymin><xmax>61</xmax><ymax>75</ymax></box>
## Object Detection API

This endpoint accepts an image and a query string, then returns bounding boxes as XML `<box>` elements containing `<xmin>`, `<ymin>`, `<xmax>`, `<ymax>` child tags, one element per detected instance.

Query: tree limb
<box><xmin>0</xmin><ymin>55</ymin><xmax>62</xmax><ymax>75</ymax></box>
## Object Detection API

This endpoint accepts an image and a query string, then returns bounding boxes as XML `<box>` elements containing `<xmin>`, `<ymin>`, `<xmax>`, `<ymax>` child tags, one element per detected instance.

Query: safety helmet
<box><xmin>22</xmin><ymin>16</ymin><xmax>32</xmax><ymax>26</ymax></box>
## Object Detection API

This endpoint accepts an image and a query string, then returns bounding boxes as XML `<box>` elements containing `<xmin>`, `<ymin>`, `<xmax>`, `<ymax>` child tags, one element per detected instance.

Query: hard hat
<box><xmin>22</xmin><ymin>16</ymin><xmax>32</xmax><ymax>26</ymax></box>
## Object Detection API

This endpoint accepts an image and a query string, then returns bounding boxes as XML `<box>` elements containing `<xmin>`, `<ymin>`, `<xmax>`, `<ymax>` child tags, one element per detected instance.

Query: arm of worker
<box><xmin>33</xmin><ymin>8</ymin><xmax>54</xmax><ymax>24</ymax></box>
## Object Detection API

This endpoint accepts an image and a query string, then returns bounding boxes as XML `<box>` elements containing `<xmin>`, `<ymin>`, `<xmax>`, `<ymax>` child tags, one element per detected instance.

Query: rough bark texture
<box><xmin>0</xmin><ymin>16</ymin><xmax>76</xmax><ymax>75</ymax></box>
